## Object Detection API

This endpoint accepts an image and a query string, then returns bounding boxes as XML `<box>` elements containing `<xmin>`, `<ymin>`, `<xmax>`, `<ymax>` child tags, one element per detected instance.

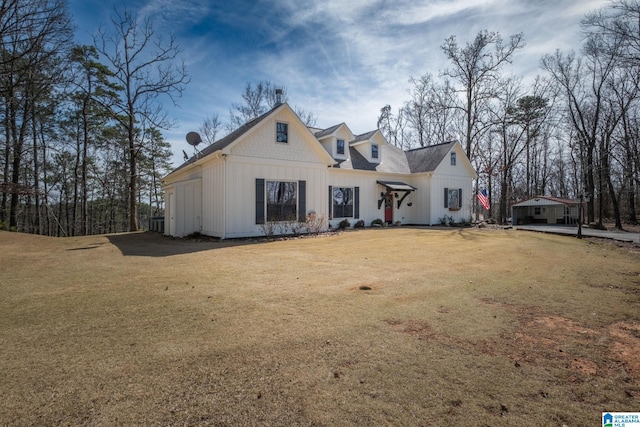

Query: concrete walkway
<box><xmin>516</xmin><ymin>225</ymin><xmax>640</xmax><ymax>244</ymax></box>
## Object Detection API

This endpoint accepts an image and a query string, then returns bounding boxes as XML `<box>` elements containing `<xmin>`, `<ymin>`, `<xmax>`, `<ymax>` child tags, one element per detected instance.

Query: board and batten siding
<box><xmin>430</xmin><ymin>175</ymin><xmax>473</xmax><ymax>224</ymax></box>
<box><xmin>164</xmin><ymin>177</ymin><xmax>202</xmax><ymax>237</ymax></box>
<box><xmin>230</xmin><ymin>108</ymin><xmax>330</xmax><ymax>164</ymax></box>
<box><xmin>200</xmin><ymin>159</ymin><xmax>225</xmax><ymax>237</ymax></box>
<box><xmin>403</xmin><ymin>174</ymin><xmax>430</xmax><ymax>225</ymax></box>
<box><xmin>223</xmin><ymin>156</ymin><xmax>328</xmax><ymax>239</ymax></box>
<box><xmin>427</xmin><ymin>144</ymin><xmax>475</xmax><ymax>224</ymax></box>
<box><xmin>328</xmin><ymin>170</ymin><xmax>422</xmax><ymax>227</ymax></box>
<box><xmin>218</xmin><ymin>106</ymin><xmax>332</xmax><ymax>238</ymax></box>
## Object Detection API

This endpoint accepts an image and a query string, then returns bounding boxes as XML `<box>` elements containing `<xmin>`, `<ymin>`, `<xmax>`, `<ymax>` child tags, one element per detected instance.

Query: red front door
<box><xmin>384</xmin><ymin>194</ymin><xmax>393</xmax><ymax>224</ymax></box>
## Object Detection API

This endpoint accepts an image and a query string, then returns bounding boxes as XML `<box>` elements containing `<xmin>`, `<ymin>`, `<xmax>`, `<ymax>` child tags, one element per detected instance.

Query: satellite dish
<box><xmin>186</xmin><ymin>131</ymin><xmax>202</xmax><ymax>146</ymax></box>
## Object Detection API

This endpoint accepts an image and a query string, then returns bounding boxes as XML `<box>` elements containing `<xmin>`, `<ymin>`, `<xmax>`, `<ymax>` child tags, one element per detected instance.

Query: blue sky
<box><xmin>68</xmin><ymin>0</ymin><xmax>609</xmax><ymax>168</ymax></box>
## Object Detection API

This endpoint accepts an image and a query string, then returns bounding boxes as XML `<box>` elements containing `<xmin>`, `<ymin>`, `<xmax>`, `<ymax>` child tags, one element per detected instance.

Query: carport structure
<box><xmin>511</xmin><ymin>196</ymin><xmax>580</xmax><ymax>225</ymax></box>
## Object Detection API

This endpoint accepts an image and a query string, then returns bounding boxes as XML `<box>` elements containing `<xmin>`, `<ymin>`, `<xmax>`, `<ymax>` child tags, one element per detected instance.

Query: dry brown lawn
<box><xmin>1</xmin><ymin>227</ymin><xmax>639</xmax><ymax>426</ymax></box>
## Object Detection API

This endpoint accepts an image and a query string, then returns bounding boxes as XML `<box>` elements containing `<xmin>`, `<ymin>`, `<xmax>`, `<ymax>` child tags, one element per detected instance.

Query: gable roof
<box><xmin>314</xmin><ymin>123</ymin><xmax>344</xmax><ymax>138</ymax></box>
<box><xmin>512</xmin><ymin>196</ymin><xmax>579</xmax><ymax>206</ymax></box>
<box><xmin>405</xmin><ymin>141</ymin><xmax>457</xmax><ymax>173</ymax></box>
<box><xmin>332</xmin><ymin>139</ymin><xmax>477</xmax><ymax>176</ymax></box>
<box><xmin>168</xmin><ymin>104</ymin><xmax>283</xmax><ymax>176</ymax></box>
<box><xmin>350</xmin><ymin>130</ymin><xmax>378</xmax><ymax>145</ymax></box>
<box><xmin>166</xmin><ymin>107</ymin><xmax>475</xmax><ymax>180</ymax></box>
<box><xmin>334</xmin><ymin>143</ymin><xmax>411</xmax><ymax>173</ymax></box>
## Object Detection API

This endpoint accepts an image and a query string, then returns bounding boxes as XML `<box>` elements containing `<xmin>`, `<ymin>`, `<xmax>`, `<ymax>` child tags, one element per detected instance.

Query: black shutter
<box><xmin>444</xmin><ymin>187</ymin><xmax>449</xmax><ymax>208</ymax></box>
<box><xmin>458</xmin><ymin>188</ymin><xmax>462</xmax><ymax>209</ymax></box>
<box><xmin>256</xmin><ymin>179</ymin><xmax>265</xmax><ymax>224</ymax></box>
<box><xmin>328</xmin><ymin>185</ymin><xmax>333</xmax><ymax>219</ymax></box>
<box><xmin>298</xmin><ymin>181</ymin><xmax>306</xmax><ymax>222</ymax></box>
<box><xmin>354</xmin><ymin>187</ymin><xmax>360</xmax><ymax>219</ymax></box>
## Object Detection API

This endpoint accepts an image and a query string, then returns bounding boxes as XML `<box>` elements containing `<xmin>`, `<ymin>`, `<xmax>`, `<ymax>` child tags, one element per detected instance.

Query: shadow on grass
<box><xmin>452</xmin><ymin>228</ymin><xmax>479</xmax><ymax>240</ymax></box>
<box><xmin>106</xmin><ymin>231</ymin><xmax>267</xmax><ymax>257</ymax></box>
<box><xmin>66</xmin><ymin>243</ymin><xmax>106</xmax><ymax>251</ymax></box>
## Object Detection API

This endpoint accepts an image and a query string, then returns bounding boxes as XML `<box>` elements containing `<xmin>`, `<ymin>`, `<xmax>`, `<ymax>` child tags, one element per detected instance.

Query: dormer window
<box><xmin>276</xmin><ymin>122</ymin><xmax>288</xmax><ymax>143</ymax></box>
<box><xmin>451</xmin><ymin>152</ymin><xmax>456</xmax><ymax>165</ymax></box>
<box><xmin>371</xmin><ymin>144</ymin><xmax>379</xmax><ymax>159</ymax></box>
<box><xmin>337</xmin><ymin>139</ymin><xmax>345</xmax><ymax>155</ymax></box>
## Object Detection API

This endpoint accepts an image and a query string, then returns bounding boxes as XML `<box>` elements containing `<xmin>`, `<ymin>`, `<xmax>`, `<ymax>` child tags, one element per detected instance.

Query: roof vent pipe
<box><xmin>275</xmin><ymin>88</ymin><xmax>283</xmax><ymax>105</ymax></box>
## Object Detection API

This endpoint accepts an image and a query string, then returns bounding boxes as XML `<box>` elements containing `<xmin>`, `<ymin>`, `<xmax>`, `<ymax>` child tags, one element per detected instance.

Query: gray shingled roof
<box><xmin>334</xmin><ymin>143</ymin><xmax>412</xmax><ymax>173</ymax></box>
<box><xmin>350</xmin><ymin>130</ymin><xmax>377</xmax><ymax>144</ymax></box>
<box><xmin>513</xmin><ymin>195</ymin><xmax>579</xmax><ymax>206</ymax></box>
<box><xmin>335</xmin><ymin>140</ymin><xmax>457</xmax><ymax>174</ymax></box>
<box><xmin>405</xmin><ymin>141</ymin><xmax>457</xmax><ymax>173</ymax></box>
<box><xmin>314</xmin><ymin>123</ymin><xmax>344</xmax><ymax>138</ymax></box>
<box><xmin>167</xmin><ymin>106</ymin><xmax>459</xmax><ymax>178</ymax></box>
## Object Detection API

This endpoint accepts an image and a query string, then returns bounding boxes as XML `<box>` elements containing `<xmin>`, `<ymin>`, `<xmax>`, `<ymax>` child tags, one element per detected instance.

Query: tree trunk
<box><xmin>81</xmin><ymin>84</ymin><xmax>90</xmax><ymax>235</ymax></box>
<box><xmin>32</xmin><ymin>118</ymin><xmax>40</xmax><ymax>234</ymax></box>
<box><xmin>607</xmin><ymin>173</ymin><xmax>623</xmax><ymax>229</ymax></box>
<box><xmin>585</xmin><ymin>145</ymin><xmax>596</xmax><ymax>224</ymax></box>
<box><xmin>128</xmin><ymin>118</ymin><xmax>138</xmax><ymax>232</ymax></box>
<box><xmin>72</xmin><ymin>127</ymin><xmax>80</xmax><ymax>236</ymax></box>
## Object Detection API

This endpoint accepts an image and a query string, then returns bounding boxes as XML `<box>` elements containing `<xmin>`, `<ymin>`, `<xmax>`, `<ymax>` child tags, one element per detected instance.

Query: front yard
<box><xmin>1</xmin><ymin>228</ymin><xmax>638</xmax><ymax>425</ymax></box>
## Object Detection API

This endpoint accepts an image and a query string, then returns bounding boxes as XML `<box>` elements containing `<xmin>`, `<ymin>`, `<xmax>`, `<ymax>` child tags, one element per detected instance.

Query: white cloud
<box><xmin>125</xmin><ymin>0</ymin><xmax>614</xmax><ymax>167</ymax></box>
<box><xmin>137</xmin><ymin>0</ymin><xmax>210</xmax><ymax>26</ymax></box>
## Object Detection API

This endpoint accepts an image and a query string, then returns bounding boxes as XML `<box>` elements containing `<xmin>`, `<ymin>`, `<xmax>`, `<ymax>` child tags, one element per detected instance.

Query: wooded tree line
<box><xmin>377</xmin><ymin>0</ymin><xmax>640</xmax><ymax>228</ymax></box>
<box><xmin>3</xmin><ymin>1</ymin><xmax>638</xmax><ymax>235</ymax></box>
<box><xmin>0</xmin><ymin>0</ymin><xmax>186</xmax><ymax>235</ymax></box>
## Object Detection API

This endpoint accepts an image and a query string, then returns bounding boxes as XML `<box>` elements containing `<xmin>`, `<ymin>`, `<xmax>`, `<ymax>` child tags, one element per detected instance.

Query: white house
<box><xmin>163</xmin><ymin>102</ymin><xmax>477</xmax><ymax>239</ymax></box>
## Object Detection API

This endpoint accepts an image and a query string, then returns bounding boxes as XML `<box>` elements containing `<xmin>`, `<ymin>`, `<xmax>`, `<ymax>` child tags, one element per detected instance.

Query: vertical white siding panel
<box><xmin>201</xmin><ymin>160</ymin><xmax>225</xmax><ymax>237</ymax></box>
<box><xmin>223</xmin><ymin>157</ymin><xmax>328</xmax><ymax>238</ymax></box>
<box><xmin>431</xmin><ymin>176</ymin><xmax>473</xmax><ymax>224</ymax></box>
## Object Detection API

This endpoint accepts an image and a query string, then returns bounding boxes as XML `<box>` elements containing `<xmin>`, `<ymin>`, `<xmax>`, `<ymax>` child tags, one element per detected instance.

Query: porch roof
<box><xmin>512</xmin><ymin>196</ymin><xmax>579</xmax><ymax>207</ymax></box>
<box><xmin>377</xmin><ymin>180</ymin><xmax>416</xmax><ymax>191</ymax></box>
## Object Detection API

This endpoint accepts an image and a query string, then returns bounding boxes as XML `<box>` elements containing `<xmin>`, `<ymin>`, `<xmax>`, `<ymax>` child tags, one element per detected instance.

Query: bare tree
<box><xmin>94</xmin><ymin>6</ymin><xmax>188</xmax><ymax>231</ymax></box>
<box><xmin>199</xmin><ymin>113</ymin><xmax>221</xmax><ymax>145</ymax></box>
<box><xmin>227</xmin><ymin>81</ymin><xmax>317</xmax><ymax>130</ymax></box>
<box><xmin>0</xmin><ymin>0</ymin><xmax>72</xmax><ymax>230</ymax></box>
<box><xmin>583</xmin><ymin>0</ymin><xmax>640</xmax><ymax>226</ymax></box>
<box><xmin>441</xmin><ymin>30</ymin><xmax>525</xmax><ymax>159</ymax></box>
<box><xmin>403</xmin><ymin>74</ymin><xmax>463</xmax><ymax>148</ymax></box>
<box><xmin>228</xmin><ymin>81</ymin><xmax>280</xmax><ymax>130</ymax></box>
<box><xmin>294</xmin><ymin>106</ymin><xmax>317</xmax><ymax>128</ymax></box>
<box><xmin>583</xmin><ymin>0</ymin><xmax>640</xmax><ymax>69</ymax></box>
<box><xmin>542</xmin><ymin>13</ymin><xmax>628</xmax><ymax>227</ymax></box>
<box><xmin>376</xmin><ymin>105</ymin><xmax>410</xmax><ymax>149</ymax></box>
<box><xmin>404</xmin><ymin>75</ymin><xmax>432</xmax><ymax>147</ymax></box>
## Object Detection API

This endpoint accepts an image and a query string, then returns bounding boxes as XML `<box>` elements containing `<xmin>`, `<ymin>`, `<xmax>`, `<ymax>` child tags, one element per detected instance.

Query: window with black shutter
<box><xmin>298</xmin><ymin>181</ymin><xmax>306</xmax><ymax>222</ymax></box>
<box><xmin>445</xmin><ymin>187</ymin><xmax>462</xmax><ymax>210</ymax></box>
<box><xmin>354</xmin><ymin>187</ymin><xmax>360</xmax><ymax>219</ymax></box>
<box><xmin>256</xmin><ymin>179</ymin><xmax>265</xmax><ymax>224</ymax></box>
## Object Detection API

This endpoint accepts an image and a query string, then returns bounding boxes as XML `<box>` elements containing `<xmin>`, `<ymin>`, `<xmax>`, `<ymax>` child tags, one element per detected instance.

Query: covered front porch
<box><xmin>511</xmin><ymin>196</ymin><xmax>580</xmax><ymax>225</ymax></box>
<box><xmin>376</xmin><ymin>180</ymin><xmax>417</xmax><ymax>224</ymax></box>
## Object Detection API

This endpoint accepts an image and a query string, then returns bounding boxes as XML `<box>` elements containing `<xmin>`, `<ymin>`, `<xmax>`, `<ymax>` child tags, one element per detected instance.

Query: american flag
<box><xmin>477</xmin><ymin>189</ymin><xmax>490</xmax><ymax>210</ymax></box>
